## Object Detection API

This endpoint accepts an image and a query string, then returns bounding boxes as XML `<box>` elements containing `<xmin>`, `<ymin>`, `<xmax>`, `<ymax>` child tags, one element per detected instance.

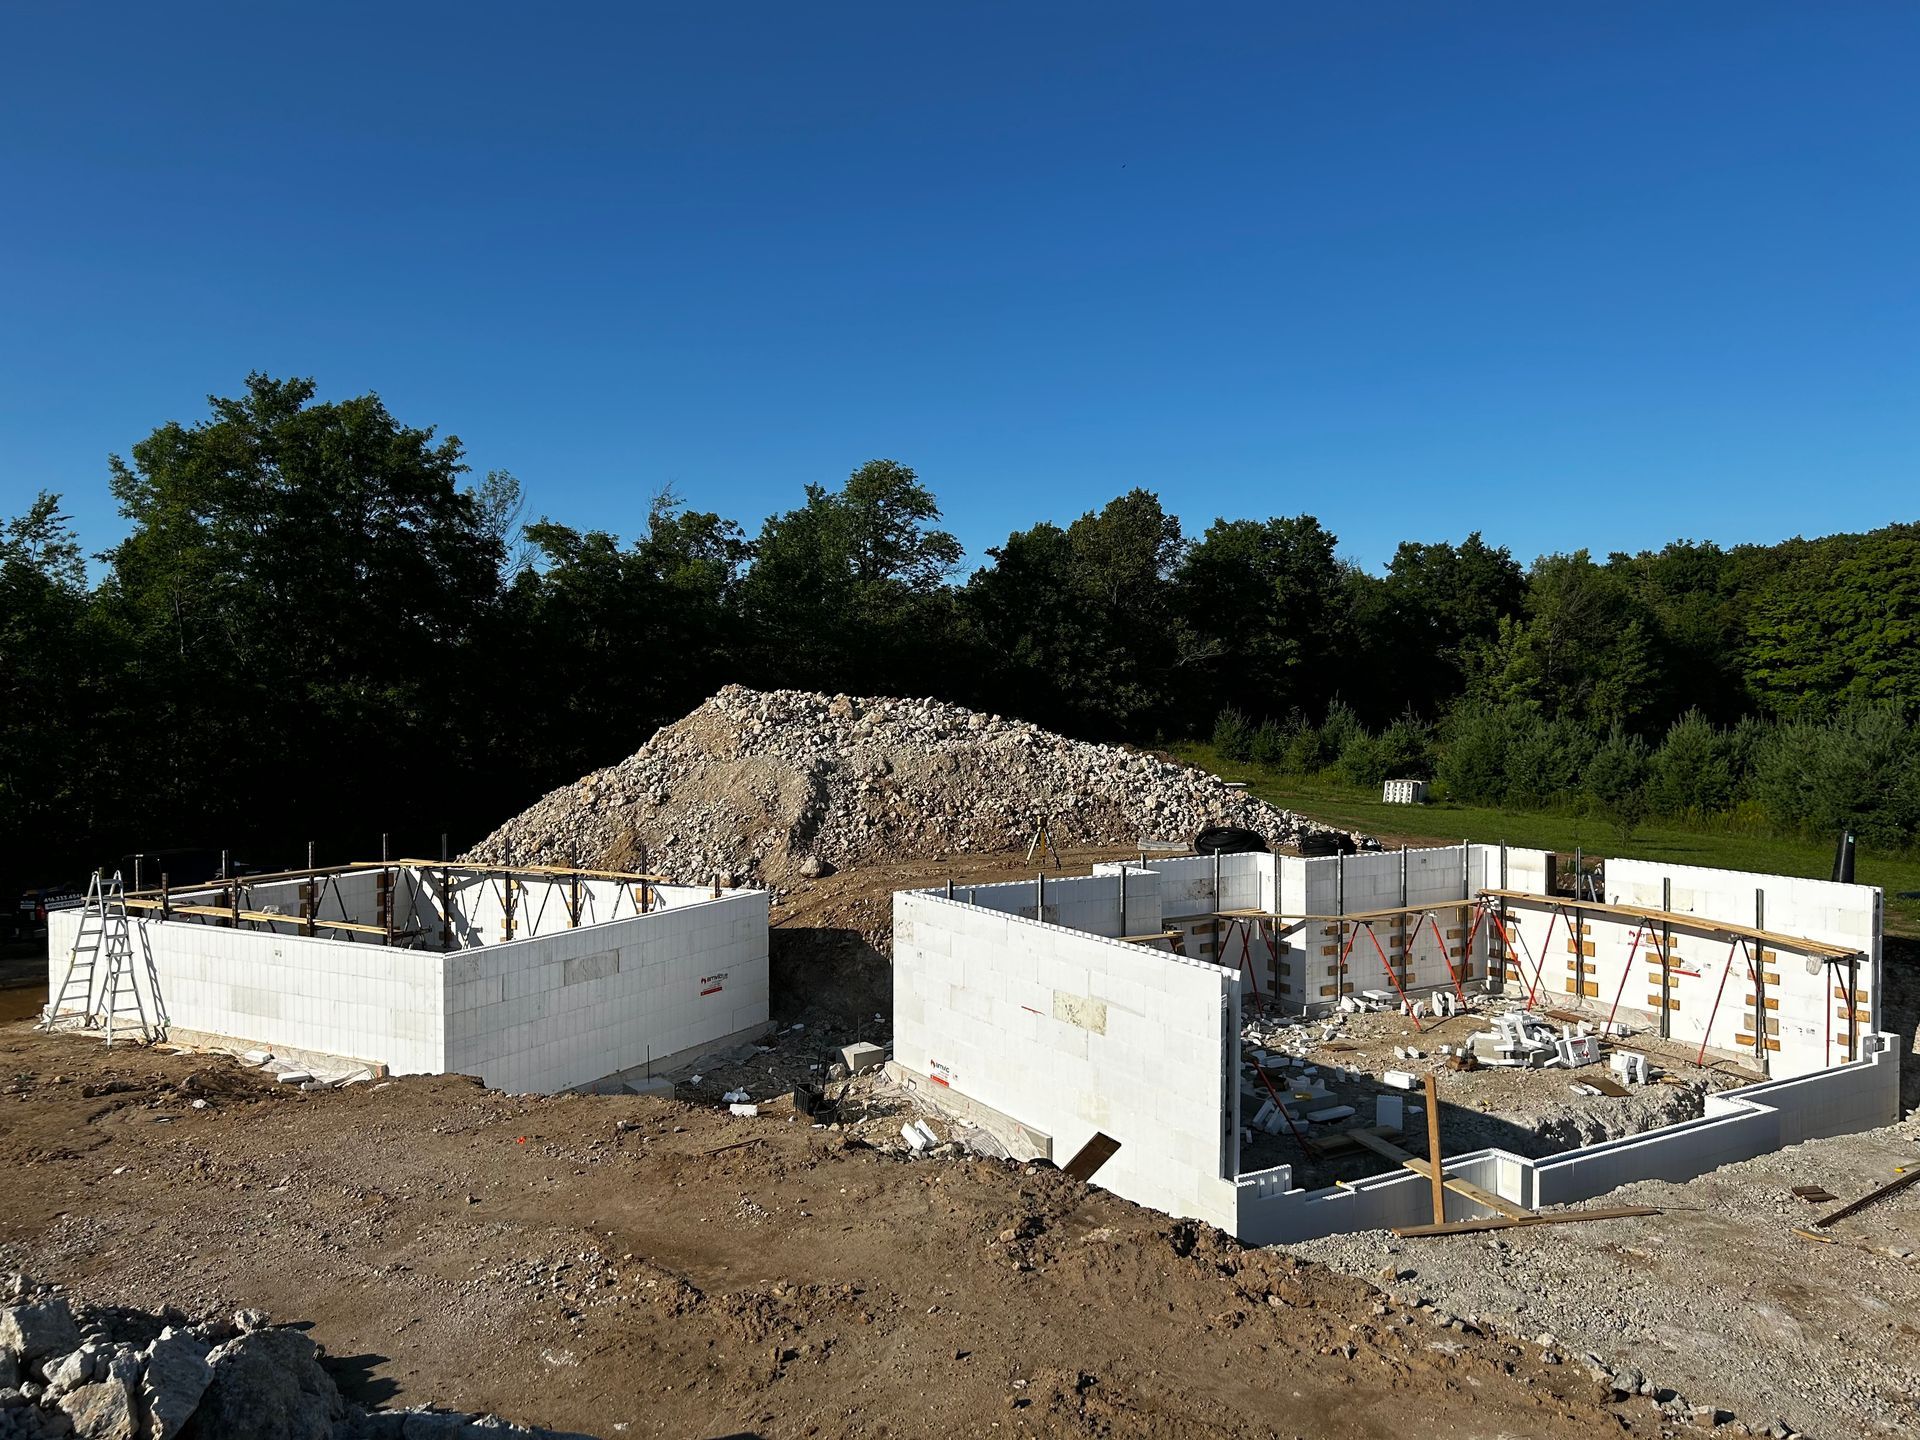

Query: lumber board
<box><xmin>1477</xmin><ymin>889</ymin><xmax>1860</xmax><ymax>960</ymax></box>
<box><xmin>1312</xmin><ymin>1125</ymin><xmax>1407</xmax><ymax>1158</ymax></box>
<box><xmin>1062</xmin><ymin>1131</ymin><xmax>1122</xmax><ymax>1183</ymax></box>
<box><xmin>1392</xmin><ymin>1205</ymin><xmax>1659</xmax><ymax>1238</ymax></box>
<box><xmin>125</xmin><ymin>898</ymin><xmax>390</xmax><ymax>935</ymax></box>
<box><xmin>1812</xmin><ymin>1166</ymin><xmax>1920</xmax><ymax>1228</ymax></box>
<box><xmin>362</xmin><ymin>860</ymin><xmax>673</xmax><ymax>885</ymax></box>
<box><xmin>1344</xmin><ymin>1130</ymin><xmax>1536</xmax><ymax>1222</ymax></box>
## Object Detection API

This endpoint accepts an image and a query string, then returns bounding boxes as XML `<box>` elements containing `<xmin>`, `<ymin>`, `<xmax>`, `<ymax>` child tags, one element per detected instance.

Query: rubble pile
<box><xmin>468</xmin><ymin>686</ymin><xmax>1367</xmax><ymax>884</ymax></box>
<box><xmin>0</xmin><ymin>1277</ymin><xmax>585</xmax><ymax>1440</ymax></box>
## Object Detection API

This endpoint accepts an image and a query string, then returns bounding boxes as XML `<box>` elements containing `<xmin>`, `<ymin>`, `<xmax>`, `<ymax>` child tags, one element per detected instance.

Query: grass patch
<box><xmin>1174</xmin><ymin>743</ymin><xmax>1920</xmax><ymax>938</ymax></box>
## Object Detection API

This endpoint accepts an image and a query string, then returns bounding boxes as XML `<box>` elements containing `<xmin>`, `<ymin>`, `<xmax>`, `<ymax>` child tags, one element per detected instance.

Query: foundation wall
<box><xmin>48</xmin><ymin>909</ymin><xmax>446</xmax><ymax>1072</ymax></box>
<box><xmin>442</xmin><ymin>889</ymin><xmax>769</xmax><ymax>1092</ymax></box>
<box><xmin>48</xmin><ymin>887</ymin><xmax>771</xmax><ymax>1090</ymax></box>
<box><xmin>1605</xmin><ymin>860</ymin><xmax>1880</xmax><ymax>1077</ymax></box>
<box><xmin>1234</xmin><ymin>1032</ymin><xmax>1899</xmax><ymax>1243</ymax></box>
<box><xmin>893</xmin><ymin>890</ymin><xmax>1242</xmax><ymax>1231</ymax></box>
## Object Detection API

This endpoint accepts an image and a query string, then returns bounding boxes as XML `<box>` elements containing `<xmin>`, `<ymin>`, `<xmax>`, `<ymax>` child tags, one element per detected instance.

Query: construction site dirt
<box><xmin>3</xmin><ymin>846</ymin><xmax>1915</xmax><ymax>1438</ymax></box>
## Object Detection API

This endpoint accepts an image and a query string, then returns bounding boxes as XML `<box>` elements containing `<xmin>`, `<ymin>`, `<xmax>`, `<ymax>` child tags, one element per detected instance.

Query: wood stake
<box><xmin>1423</xmin><ymin>1073</ymin><xmax>1446</xmax><ymax>1226</ymax></box>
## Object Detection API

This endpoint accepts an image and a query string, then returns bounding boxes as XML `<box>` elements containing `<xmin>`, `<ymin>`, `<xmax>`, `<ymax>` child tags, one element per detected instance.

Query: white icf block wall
<box><xmin>47</xmin><ymin>908</ymin><xmax>449</xmax><ymax>1073</ymax></box>
<box><xmin>1488</xmin><ymin>859</ymin><xmax>1880</xmax><ymax>1078</ymax></box>
<box><xmin>442</xmin><ymin>890</ymin><xmax>769</xmax><ymax>1093</ymax></box>
<box><xmin>893</xmin><ymin>889</ymin><xmax>1243</xmax><ymax>1231</ymax></box>
<box><xmin>47</xmin><ymin>888</ymin><xmax>769</xmax><ymax>1091</ymax></box>
<box><xmin>899</xmin><ymin>844</ymin><xmax>1890</xmax><ymax>1243</ymax></box>
<box><xmin>1232</xmin><ymin>1033</ymin><xmax>1899</xmax><ymax>1243</ymax></box>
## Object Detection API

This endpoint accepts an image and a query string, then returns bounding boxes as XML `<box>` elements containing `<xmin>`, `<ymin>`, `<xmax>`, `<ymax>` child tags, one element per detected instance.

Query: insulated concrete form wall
<box><xmin>48</xmin><ymin>909</ymin><xmax>447</xmax><ymax>1072</ymax></box>
<box><xmin>1288</xmin><ymin>847</ymin><xmax>1496</xmax><ymax>1009</ymax></box>
<box><xmin>47</xmin><ymin>890</ymin><xmax>770</xmax><ymax>1090</ymax></box>
<box><xmin>1606</xmin><ymin>860</ymin><xmax>1880</xmax><ymax>1077</ymax></box>
<box><xmin>1488</xmin><ymin>861</ymin><xmax>1880</xmax><ymax>1077</ymax></box>
<box><xmin>1232</xmin><ymin>1033</ymin><xmax>1899</xmax><ymax>1244</ymax></box>
<box><xmin>893</xmin><ymin>889</ymin><xmax>1242</xmax><ymax>1231</ymax></box>
<box><xmin>940</xmin><ymin>869</ymin><xmax>1165</xmax><ymax>941</ymax></box>
<box><xmin>441</xmin><ymin>890</ymin><xmax>769</xmax><ymax>1092</ymax></box>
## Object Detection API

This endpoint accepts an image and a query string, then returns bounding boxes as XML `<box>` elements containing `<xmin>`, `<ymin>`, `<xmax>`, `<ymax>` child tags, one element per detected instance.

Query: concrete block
<box><xmin>841</xmin><ymin>1041</ymin><xmax>885</xmax><ymax>1075</ymax></box>
<box><xmin>1375</xmin><ymin>1095</ymin><xmax>1404</xmax><ymax>1130</ymax></box>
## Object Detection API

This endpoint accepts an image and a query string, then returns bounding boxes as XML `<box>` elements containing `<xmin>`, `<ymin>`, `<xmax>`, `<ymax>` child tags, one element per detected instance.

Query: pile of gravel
<box><xmin>0</xmin><ymin>1276</ymin><xmax>588</xmax><ymax>1439</ymax></box>
<box><xmin>467</xmin><ymin>686</ymin><xmax>1367</xmax><ymax>884</ymax></box>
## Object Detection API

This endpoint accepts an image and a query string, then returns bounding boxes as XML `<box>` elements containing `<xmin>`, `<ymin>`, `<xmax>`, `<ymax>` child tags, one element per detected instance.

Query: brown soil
<box><xmin>0</xmin><ymin>1004</ymin><xmax>1658</xmax><ymax>1438</ymax></box>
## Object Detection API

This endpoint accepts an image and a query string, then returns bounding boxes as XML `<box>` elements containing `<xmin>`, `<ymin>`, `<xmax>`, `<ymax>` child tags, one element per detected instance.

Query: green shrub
<box><xmin>1249</xmin><ymin>718</ymin><xmax>1288</xmax><ymax>766</ymax></box>
<box><xmin>1648</xmin><ymin>710</ymin><xmax>1737</xmax><ymax>817</ymax></box>
<box><xmin>1212</xmin><ymin>706</ymin><xmax>1254</xmax><ymax>761</ymax></box>
<box><xmin>1585</xmin><ymin>726</ymin><xmax>1651</xmax><ymax>840</ymax></box>
<box><xmin>1502</xmin><ymin>717</ymin><xmax>1595</xmax><ymax>809</ymax></box>
<box><xmin>1437</xmin><ymin>704</ymin><xmax>1514</xmax><ymax>804</ymax></box>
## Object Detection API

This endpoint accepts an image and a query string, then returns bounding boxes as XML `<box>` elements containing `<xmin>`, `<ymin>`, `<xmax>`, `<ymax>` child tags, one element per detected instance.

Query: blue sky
<box><xmin>2</xmin><ymin>2</ymin><xmax>1914</xmax><ymax>573</ymax></box>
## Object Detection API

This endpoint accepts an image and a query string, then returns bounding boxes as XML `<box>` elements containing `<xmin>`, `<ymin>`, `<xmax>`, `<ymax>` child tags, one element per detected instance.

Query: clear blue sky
<box><xmin>2</xmin><ymin>2</ymin><xmax>1915</xmax><ymax>572</ymax></box>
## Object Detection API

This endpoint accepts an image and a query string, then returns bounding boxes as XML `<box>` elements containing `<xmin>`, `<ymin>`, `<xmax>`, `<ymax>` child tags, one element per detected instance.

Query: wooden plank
<box><xmin>1117</xmin><ymin>931</ymin><xmax>1183</xmax><ymax>945</ymax></box>
<box><xmin>1422</xmin><ymin>1074</ymin><xmax>1446</xmax><ymax>1226</ymax></box>
<box><xmin>1392</xmin><ymin>1205</ymin><xmax>1660</xmax><ymax>1238</ymax></box>
<box><xmin>1344</xmin><ymin>1130</ymin><xmax>1540</xmax><ymax>1224</ymax></box>
<box><xmin>1583</xmin><ymin>1076</ymin><xmax>1631</xmax><ymax>1098</ymax></box>
<box><xmin>1812</xmin><ymin>1166</ymin><xmax>1920</xmax><ymax>1228</ymax></box>
<box><xmin>1062</xmin><ymin>1131</ymin><xmax>1122</xmax><ymax>1183</ymax></box>
<box><xmin>1345</xmin><ymin>1129</ymin><xmax>1416</xmax><ymax>1163</ymax></box>
<box><xmin>363</xmin><ymin>859</ymin><xmax>673</xmax><ymax>885</ymax></box>
<box><xmin>1304</xmin><ymin>1124</ymin><xmax>1404</xmax><ymax>1157</ymax></box>
<box><xmin>1792</xmin><ymin>1185</ymin><xmax>1839</xmax><ymax>1205</ymax></box>
<box><xmin>1478</xmin><ymin>889</ymin><xmax>1860</xmax><ymax>960</ymax></box>
<box><xmin>124</xmin><ymin>898</ymin><xmax>391</xmax><ymax>936</ymax></box>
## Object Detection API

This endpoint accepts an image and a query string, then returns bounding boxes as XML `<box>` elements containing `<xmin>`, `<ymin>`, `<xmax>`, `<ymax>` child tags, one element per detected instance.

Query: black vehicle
<box><xmin>14</xmin><ymin>883</ymin><xmax>83</xmax><ymax>940</ymax></box>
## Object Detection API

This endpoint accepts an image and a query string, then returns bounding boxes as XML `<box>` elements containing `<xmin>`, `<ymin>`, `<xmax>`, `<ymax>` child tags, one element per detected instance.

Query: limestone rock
<box><xmin>464</xmin><ymin>685</ymin><xmax>1372</xmax><ymax>887</ymax></box>
<box><xmin>196</xmin><ymin>1329</ymin><xmax>343</xmax><ymax>1440</ymax></box>
<box><xmin>0</xmin><ymin>1300</ymin><xmax>81</xmax><ymax>1366</ymax></box>
<box><xmin>141</xmin><ymin>1330</ymin><xmax>212</xmax><ymax>1440</ymax></box>
<box><xmin>57</xmin><ymin>1350</ymin><xmax>141</xmax><ymax>1440</ymax></box>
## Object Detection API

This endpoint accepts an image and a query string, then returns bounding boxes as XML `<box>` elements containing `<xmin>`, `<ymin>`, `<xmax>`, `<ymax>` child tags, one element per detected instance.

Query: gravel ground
<box><xmin>1285</xmin><ymin>943</ymin><xmax>1920</xmax><ymax>1440</ymax></box>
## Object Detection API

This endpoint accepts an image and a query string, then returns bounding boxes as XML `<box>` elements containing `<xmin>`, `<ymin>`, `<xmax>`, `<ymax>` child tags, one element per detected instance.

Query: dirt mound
<box><xmin>467</xmin><ymin>686</ymin><xmax>1365</xmax><ymax>884</ymax></box>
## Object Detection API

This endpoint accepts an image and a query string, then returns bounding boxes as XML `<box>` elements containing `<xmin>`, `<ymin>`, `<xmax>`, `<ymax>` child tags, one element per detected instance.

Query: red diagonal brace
<box><xmin>1363</xmin><ymin>921</ymin><xmax>1424</xmax><ymax>1031</ymax></box>
<box><xmin>1603</xmin><ymin>919</ymin><xmax>1651</xmax><ymax>1033</ymax></box>
<box><xmin>1698</xmin><ymin>937</ymin><xmax>1759</xmax><ymax>1066</ymax></box>
<box><xmin>1421</xmin><ymin>911</ymin><xmax>1469</xmax><ymax>1007</ymax></box>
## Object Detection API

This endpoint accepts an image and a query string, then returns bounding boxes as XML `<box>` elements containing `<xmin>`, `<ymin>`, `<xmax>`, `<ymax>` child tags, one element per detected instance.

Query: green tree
<box><xmin>1584</xmin><ymin>727</ymin><xmax>1652</xmax><ymax>841</ymax></box>
<box><xmin>1363</xmin><ymin>533</ymin><xmax>1525</xmax><ymax>720</ymax></box>
<box><xmin>740</xmin><ymin>459</ymin><xmax>961</xmax><ymax>693</ymax></box>
<box><xmin>1176</xmin><ymin>514</ymin><xmax>1346</xmax><ymax>724</ymax></box>
<box><xmin>99</xmin><ymin>373</ymin><xmax>507</xmax><ymax>855</ymax></box>
<box><xmin>1647</xmin><ymin>710</ymin><xmax>1739</xmax><ymax>817</ymax></box>
<box><xmin>511</xmin><ymin>488</ymin><xmax>750</xmax><ymax>776</ymax></box>
<box><xmin>1744</xmin><ymin>532</ymin><xmax>1920</xmax><ymax>715</ymax></box>
<box><xmin>0</xmin><ymin>494</ymin><xmax>103</xmax><ymax>882</ymax></box>
<box><xmin>961</xmin><ymin>490</ymin><xmax>1185</xmax><ymax>736</ymax></box>
<box><xmin>1466</xmin><ymin>551</ymin><xmax>1658</xmax><ymax>730</ymax></box>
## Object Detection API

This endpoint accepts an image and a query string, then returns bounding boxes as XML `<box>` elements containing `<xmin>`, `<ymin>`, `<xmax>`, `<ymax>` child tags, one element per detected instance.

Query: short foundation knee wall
<box><xmin>1234</xmin><ymin>1033</ymin><xmax>1899</xmax><ymax>1245</ymax></box>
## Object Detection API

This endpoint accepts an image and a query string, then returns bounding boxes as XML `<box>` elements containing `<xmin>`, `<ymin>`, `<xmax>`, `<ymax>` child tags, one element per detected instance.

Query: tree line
<box><xmin>4</xmin><ymin>375</ymin><xmax>1917</xmax><ymax>894</ymax></box>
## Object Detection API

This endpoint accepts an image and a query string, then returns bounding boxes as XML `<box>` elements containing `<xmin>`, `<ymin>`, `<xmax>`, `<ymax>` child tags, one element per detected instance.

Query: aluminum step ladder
<box><xmin>39</xmin><ymin>870</ymin><xmax>162</xmax><ymax>1045</ymax></box>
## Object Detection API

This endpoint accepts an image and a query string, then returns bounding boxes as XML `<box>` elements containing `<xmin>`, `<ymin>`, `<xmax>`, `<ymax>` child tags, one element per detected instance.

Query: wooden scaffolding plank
<box><xmin>1478</xmin><ymin>889</ymin><xmax>1860</xmax><ymax>960</ymax></box>
<box><xmin>1392</xmin><ymin>1205</ymin><xmax>1660</xmax><ymax>1238</ymax></box>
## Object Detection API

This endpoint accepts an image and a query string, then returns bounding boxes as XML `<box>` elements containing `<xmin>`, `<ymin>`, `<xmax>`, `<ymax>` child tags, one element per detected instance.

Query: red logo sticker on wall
<box><xmin>700</xmin><ymin>972</ymin><xmax>728</xmax><ymax>996</ymax></box>
<box><xmin>930</xmin><ymin>1059</ymin><xmax>954</xmax><ymax>1087</ymax></box>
